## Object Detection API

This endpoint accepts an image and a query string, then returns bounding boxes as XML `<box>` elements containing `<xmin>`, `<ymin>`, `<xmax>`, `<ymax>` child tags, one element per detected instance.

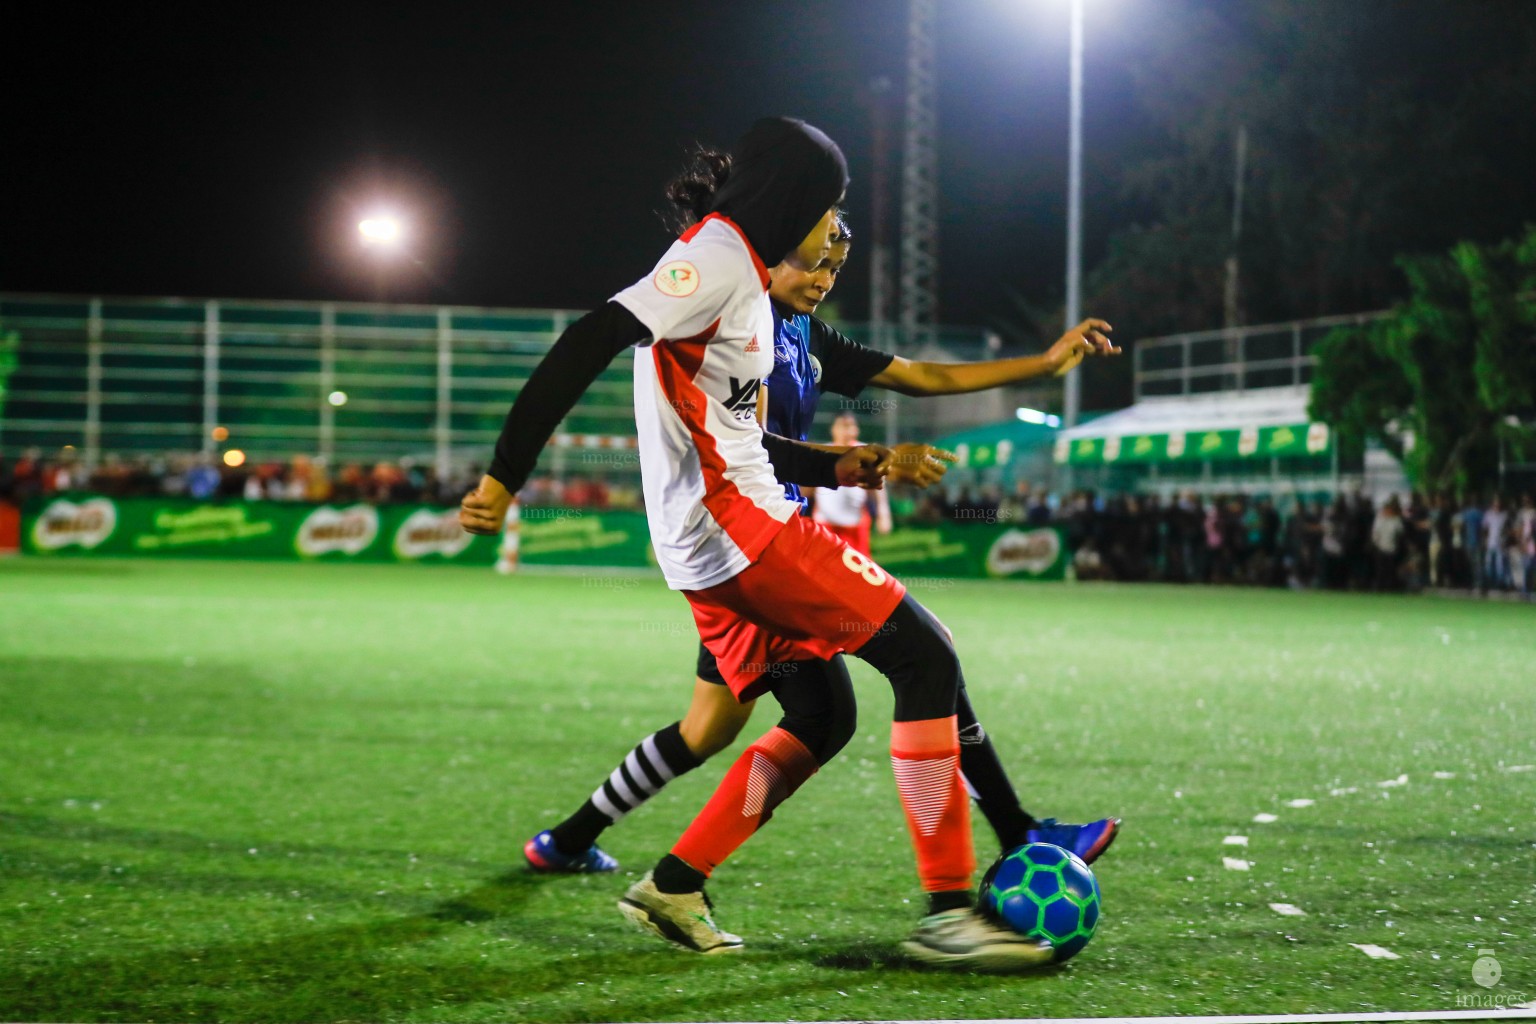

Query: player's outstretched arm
<box><xmin>460</xmin><ymin>303</ymin><xmax>649</xmax><ymax>535</ymax></box>
<box><xmin>761</xmin><ymin>434</ymin><xmax>893</xmax><ymax>489</ymax></box>
<box><xmin>762</xmin><ymin>437</ymin><xmax>952</xmax><ymax>491</ymax></box>
<box><xmin>868</xmin><ymin>318</ymin><xmax>1117</xmax><ymax>396</ymax></box>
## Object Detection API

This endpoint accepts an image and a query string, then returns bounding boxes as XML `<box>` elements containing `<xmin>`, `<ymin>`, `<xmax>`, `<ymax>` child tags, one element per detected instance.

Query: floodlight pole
<box><xmin>435</xmin><ymin>307</ymin><xmax>453</xmax><ymax>484</ymax></box>
<box><xmin>867</xmin><ymin>75</ymin><xmax>897</xmax><ymax>445</ymax></box>
<box><xmin>1063</xmin><ymin>0</ymin><xmax>1084</xmax><ymax>430</ymax></box>
<box><xmin>202</xmin><ymin>301</ymin><xmax>221</xmax><ymax>459</ymax></box>
<box><xmin>319</xmin><ymin>304</ymin><xmax>336</xmax><ymax>468</ymax></box>
<box><xmin>85</xmin><ymin>298</ymin><xmax>103</xmax><ymax>472</ymax></box>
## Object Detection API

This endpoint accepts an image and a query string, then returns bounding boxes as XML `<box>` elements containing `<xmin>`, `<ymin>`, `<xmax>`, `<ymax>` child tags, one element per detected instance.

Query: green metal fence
<box><xmin>0</xmin><ymin>293</ymin><xmax>999</xmax><ymax>477</ymax></box>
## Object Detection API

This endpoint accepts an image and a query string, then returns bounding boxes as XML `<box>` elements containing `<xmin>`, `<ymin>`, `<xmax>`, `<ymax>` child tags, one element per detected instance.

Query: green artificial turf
<box><xmin>1</xmin><ymin>557</ymin><xmax>1532</xmax><ymax>1022</ymax></box>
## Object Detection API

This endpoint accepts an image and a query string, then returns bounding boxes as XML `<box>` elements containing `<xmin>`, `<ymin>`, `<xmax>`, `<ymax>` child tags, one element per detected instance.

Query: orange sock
<box><xmin>670</xmin><ymin>727</ymin><xmax>818</xmax><ymax>877</ymax></box>
<box><xmin>891</xmin><ymin>715</ymin><xmax>975</xmax><ymax>895</ymax></box>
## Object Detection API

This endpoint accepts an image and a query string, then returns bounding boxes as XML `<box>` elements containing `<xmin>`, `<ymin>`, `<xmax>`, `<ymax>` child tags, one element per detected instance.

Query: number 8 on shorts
<box><xmin>842</xmin><ymin>547</ymin><xmax>888</xmax><ymax>585</ymax></box>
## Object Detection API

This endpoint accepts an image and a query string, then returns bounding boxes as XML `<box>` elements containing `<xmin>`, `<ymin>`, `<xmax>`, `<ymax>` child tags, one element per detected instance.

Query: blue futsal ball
<box><xmin>979</xmin><ymin>842</ymin><xmax>1101</xmax><ymax>962</ymax></box>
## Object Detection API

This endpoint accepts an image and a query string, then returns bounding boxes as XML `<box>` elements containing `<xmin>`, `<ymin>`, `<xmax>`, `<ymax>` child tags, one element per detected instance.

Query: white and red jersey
<box><xmin>812</xmin><ymin>484</ymin><xmax>870</xmax><ymax>528</ymax></box>
<box><xmin>613</xmin><ymin>214</ymin><xmax>802</xmax><ymax>590</ymax></box>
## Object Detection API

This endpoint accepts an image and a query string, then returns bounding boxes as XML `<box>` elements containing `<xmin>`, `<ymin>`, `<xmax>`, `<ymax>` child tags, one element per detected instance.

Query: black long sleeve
<box><xmin>487</xmin><ymin>302</ymin><xmax>650</xmax><ymax>491</ymax></box>
<box><xmin>762</xmin><ymin>432</ymin><xmax>842</xmax><ymax>488</ymax></box>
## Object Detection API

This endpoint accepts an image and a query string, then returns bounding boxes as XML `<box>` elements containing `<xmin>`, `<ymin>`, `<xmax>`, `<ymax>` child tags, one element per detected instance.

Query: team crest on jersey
<box><xmin>809</xmin><ymin>353</ymin><xmax>823</xmax><ymax>384</ymax></box>
<box><xmin>654</xmin><ymin>260</ymin><xmax>700</xmax><ymax>297</ymax></box>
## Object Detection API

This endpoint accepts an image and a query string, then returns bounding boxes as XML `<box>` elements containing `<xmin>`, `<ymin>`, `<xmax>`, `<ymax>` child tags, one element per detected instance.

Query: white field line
<box><xmin>649</xmin><ymin>1010</ymin><xmax>1536</xmax><ymax>1024</ymax></box>
<box><xmin>1349</xmin><ymin>943</ymin><xmax>1401</xmax><ymax>959</ymax></box>
<box><xmin>1232</xmin><ymin>768</ymin><xmax>1471</xmax><ymax>965</ymax></box>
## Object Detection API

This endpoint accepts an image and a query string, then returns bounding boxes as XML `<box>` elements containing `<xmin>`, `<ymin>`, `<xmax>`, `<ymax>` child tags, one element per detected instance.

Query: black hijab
<box><xmin>707</xmin><ymin>117</ymin><xmax>849</xmax><ymax>268</ymax></box>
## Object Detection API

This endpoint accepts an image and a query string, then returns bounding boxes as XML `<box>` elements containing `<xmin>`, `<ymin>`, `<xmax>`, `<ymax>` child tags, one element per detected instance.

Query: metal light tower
<box><xmin>866</xmin><ymin>75</ymin><xmax>898</xmax><ymax>443</ymax></box>
<box><xmin>900</xmin><ymin>0</ymin><xmax>939</xmax><ymax>353</ymax></box>
<box><xmin>1063</xmin><ymin>0</ymin><xmax>1085</xmax><ymax>428</ymax></box>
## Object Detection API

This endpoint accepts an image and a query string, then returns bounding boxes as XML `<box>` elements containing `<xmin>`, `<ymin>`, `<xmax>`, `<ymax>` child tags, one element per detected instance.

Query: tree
<box><xmin>1086</xmin><ymin>0</ymin><xmax>1536</xmax><ymax>340</ymax></box>
<box><xmin>1308</xmin><ymin>226</ymin><xmax>1536</xmax><ymax>495</ymax></box>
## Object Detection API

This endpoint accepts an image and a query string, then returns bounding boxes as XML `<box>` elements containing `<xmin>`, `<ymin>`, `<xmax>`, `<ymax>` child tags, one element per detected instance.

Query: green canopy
<box><xmin>1053</xmin><ymin>387</ymin><xmax>1332</xmax><ymax>466</ymax></box>
<box><xmin>929</xmin><ymin>419</ymin><xmax>1061</xmax><ymax>469</ymax></box>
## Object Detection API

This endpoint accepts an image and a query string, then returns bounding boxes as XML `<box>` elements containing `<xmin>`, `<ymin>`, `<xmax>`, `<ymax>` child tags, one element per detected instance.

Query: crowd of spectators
<box><xmin>0</xmin><ymin>450</ymin><xmax>639</xmax><ymax>512</ymax></box>
<box><xmin>1</xmin><ymin>450</ymin><xmax>474</xmax><ymax>507</ymax></box>
<box><xmin>4</xmin><ymin>449</ymin><xmax>1532</xmax><ymax>597</ymax></box>
<box><xmin>918</xmin><ymin>482</ymin><xmax>1536</xmax><ymax>597</ymax></box>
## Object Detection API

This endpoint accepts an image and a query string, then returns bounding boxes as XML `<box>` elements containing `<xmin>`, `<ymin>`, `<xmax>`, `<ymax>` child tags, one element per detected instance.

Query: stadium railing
<box><xmin>0</xmin><ymin>293</ymin><xmax>1002</xmax><ymax>474</ymax></box>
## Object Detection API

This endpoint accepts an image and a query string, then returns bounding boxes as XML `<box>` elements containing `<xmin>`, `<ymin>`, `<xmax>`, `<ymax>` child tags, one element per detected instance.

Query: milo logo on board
<box><xmin>295</xmin><ymin>504</ymin><xmax>379</xmax><ymax>557</ymax></box>
<box><xmin>985</xmin><ymin>528</ymin><xmax>1061</xmax><ymax>578</ymax></box>
<box><xmin>1307</xmin><ymin>422</ymin><xmax>1331</xmax><ymax>454</ymax></box>
<box><xmin>32</xmin><ymin>498</ymin><xmax>117</xmax><ymax>550</ymax></box>
<box><xmin>393</xmin><ymin>508</ymin><xmax>473</xmax><ymax>560</ymax></box>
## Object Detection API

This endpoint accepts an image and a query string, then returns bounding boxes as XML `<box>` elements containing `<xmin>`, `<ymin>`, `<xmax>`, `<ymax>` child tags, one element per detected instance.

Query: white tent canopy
<box><xmin>1060</xmin><ymin>386</ymin><xmax>1313</xmax><ymax>441</ymax></box>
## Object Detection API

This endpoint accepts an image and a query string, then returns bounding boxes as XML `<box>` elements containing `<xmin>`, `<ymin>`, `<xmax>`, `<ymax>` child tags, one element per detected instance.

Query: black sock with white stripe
<box><xmin>956</xmin><ymin>683</ymin><xmax>1040</xmax><ymax>849</ymax></box>
<box><xmin>548</xmin><ymin>721</ymin><xmax>702</xmax><ymax>856</ymax></box>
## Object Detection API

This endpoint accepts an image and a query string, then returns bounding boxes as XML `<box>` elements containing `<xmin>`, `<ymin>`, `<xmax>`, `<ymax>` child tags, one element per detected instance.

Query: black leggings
<box><xmin>767</xmin><ymin>654</ymin><xmax>857</xmax><ymax>766</ymax></box>
<box><xmin>852</xmin><ymin>593</ymin><xmax>962</xmax><ymax>722</ymax></box>
<box><xmin>765</xmin><ymin>592</ymin><xmax>961</xmax><ymax>762</ymax></box>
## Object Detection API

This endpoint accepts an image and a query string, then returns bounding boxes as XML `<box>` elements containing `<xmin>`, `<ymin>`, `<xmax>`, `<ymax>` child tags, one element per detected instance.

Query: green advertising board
<box><xmin>22</xmin><ymin>495</ymin><xmax>1066</xmax><ymax>580</ymax></box>
<box><xmin>515</xmin><ymin>508</ymin><xmax>653</xmax><ymax>567</ymax></box>
<box><xmin>21</xmin><ymin>495</ymin><xmax>653</xmax><ymax>567</ymax></box>
<box><xmin>870</xmin><ymin>521</ymin><xmax>1067</xmax><ymax>581</ymax></box>
<box><xmin>1054</xmin><ymin>422</ymin><xmax>1332</xmax><ymax>466</ymax></box>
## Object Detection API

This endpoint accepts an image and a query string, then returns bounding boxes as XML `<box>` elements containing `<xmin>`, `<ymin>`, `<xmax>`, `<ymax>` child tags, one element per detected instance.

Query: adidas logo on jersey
<box><xmin>744</xmin><ymin>337</ymin><xmax>759</xmax><ymax>352</ymax></box>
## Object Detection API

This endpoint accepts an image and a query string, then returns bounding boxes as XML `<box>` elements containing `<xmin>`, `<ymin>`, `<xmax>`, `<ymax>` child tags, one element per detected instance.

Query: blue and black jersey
<box><xmin>764</xmin><ymin>300</ymin><xmax>895</xmax><ymax>511</ymax></box>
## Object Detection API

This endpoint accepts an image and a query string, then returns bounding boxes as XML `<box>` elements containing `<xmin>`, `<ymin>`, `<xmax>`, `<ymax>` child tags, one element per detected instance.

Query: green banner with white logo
<box><xmin>1054</xmin><ymin>422</ymin><xmax>1331</xmax><ymax>465</ymax></box>
<box><xmin>870</xmin><ymin>522</ymin><xmax>1067</xmax><ymax>581</ymax></box>
<box><xmin>20</xmin><ymin>495</ymin><xmax>655</xmax><ymax>567</ymax></box>
<box><xmin>22</xmin><ymin>496</ymin><xmax>1063</xmax><ymax>580</ymax></box>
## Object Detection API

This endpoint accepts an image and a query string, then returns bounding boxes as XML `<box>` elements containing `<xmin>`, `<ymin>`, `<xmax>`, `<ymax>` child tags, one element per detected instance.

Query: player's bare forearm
<box><xmin>783</xmin><ymin>438</ymin><xmax>851</xmax><ymax>455</ymax></box>
<box><xmin>877</xmin><ymin>354</ymin><xmax>1054</xmax><ymax>396</ymax></box>
<box><xmin>869</xmin><ymin>319</ymin><xmax>1116</xmax><ymax>395</ymax></box>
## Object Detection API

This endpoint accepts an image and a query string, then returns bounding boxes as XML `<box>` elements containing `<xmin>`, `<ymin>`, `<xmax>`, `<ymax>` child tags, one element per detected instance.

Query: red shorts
<box><xmin>820</xmin><ymin>516</ymin><xmax>872</xmax><ymax>556</ymax></box>
<box><xmin>684</xmin><ymin>513</ymin><xmax>906</xmax><ymax>700</ymax></box>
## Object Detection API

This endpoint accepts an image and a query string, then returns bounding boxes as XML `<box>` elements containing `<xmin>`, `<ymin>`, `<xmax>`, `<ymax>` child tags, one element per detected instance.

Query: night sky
<box><xmin>4</xmin><ymin>1</ymin><xmax>1519</xmax><ymax>329</ymax></box>
<box><xmin>8</xmin><ymin>1</ymin><xmax>1168</xmax><ymax>326</ymax></box>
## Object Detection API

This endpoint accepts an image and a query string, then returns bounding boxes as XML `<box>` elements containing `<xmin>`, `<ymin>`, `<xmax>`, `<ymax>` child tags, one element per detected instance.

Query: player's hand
<box><xmin>835</xmin><ymin>444</ymin><xmax>891</xmax><ymax>490</ymax></box>
<box><xmin>1047</xmin><ymin>318</ymin><xmax>1118</xmax><ymax>377</ymax></box>
<box><xmin>459</xmin><ymin>474</ymin><xmax>513</xmax><ymax>535</ymax></box>
<box><xmin>886</xmin><ymin>443</ymin><xmax>958</xmax><ymax>488</ymax></box>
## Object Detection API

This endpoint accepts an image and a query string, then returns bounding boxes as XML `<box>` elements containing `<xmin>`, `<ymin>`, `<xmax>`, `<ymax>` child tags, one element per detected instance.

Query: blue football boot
<box><xmin>523</xmin><ymin>829</ymin><xmax>619</xmax><ymax>873</ymax></box>
<box><xmin>1024</xmin><ymin>817</ymin><xmax>1121</xmax><ymax>865</ymax></box>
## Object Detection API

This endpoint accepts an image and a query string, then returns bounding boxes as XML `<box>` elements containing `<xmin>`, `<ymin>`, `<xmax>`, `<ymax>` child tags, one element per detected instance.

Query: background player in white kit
<box><xmin>809</xmin><ymin>411</ymin><xmax>890</xmax><ymax>555</ymax></box>
<box><xmin>494</xmin><ymin>498</ymin><xmax>520</xmax><ymax>574</ymax></box>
